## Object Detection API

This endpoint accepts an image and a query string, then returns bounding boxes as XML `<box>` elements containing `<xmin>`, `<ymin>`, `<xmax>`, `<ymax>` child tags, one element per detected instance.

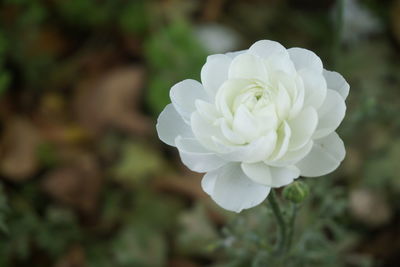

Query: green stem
<box><xmin>286</xmin><ymin>204</ymin><xmax>298</xmax><ymax>251</ymax></box>
<box><xmin>268</xmin><ymin>190</ymin><xmax>286</xmax><ymax>254</ymax></box>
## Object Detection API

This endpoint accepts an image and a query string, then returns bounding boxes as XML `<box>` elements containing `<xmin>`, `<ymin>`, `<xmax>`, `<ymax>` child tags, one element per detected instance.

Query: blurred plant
<box><xmin>145</xmin><ymin>19</ymin><xmax>207</xmax><ymax>114</ymax></box>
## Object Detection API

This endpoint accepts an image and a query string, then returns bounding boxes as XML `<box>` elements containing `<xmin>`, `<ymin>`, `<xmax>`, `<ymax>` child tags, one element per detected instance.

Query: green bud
<box><xmin>283</xmin><ymin>181</ymin><xmax>309</xmax><ymax>204</ymax></box>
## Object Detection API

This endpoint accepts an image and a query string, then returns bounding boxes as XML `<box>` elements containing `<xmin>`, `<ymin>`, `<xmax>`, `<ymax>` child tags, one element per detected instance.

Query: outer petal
<box><xmin>299</xmin><ymin>69</ymin><xmax>327</xmax><ymax>110</ymax></box>
<box><xmin>296</xmin><ymin>132</ymin><xmax>345</xmax><ymax>177</ymax></box>
<box><xmin>249</xmin><ymin>40</ymin><xmax>287</xmax><ymax>59</ymax></box>
<box><xmin>241</xmin><ymin>162</ymin><xmax>300</xmax><ymax>187</ymax></box>
<box><xmin>288</xmin><ymin>106</ymin><xmax>318</xmax><ymax>150</ymax></box>
<box><xmin>313</xmin><ymin>89</ymin><xmax>346</xmax><ymax>139</ymax></box>
<box><xmin>170</xmin><ymin>79</ymin><xmax>208</xmax><ymax>122</ymax></box>
<box><xmin>323</xmin><ymin>70</ymin><xmax>349</xmax><ymax>100</ymax></box>
<box><xmin>202</xmin><ymin>163</ymin><xmax>271</xmax><ymax>212</ymax></box>
<box><xmin>225</xmin><ymin>49</ymin><xmax>247</xmax><ymax>59</ymax></box>
<box><xmin>288</xmin><ymin>47</ymin><xmax>323</xmax><ymax>73</ymax></box>
<box><xmin>201</xmin><ymin>54</ymin><xmax>232</xmax><ymax>98</ymax></box>
<box><xmin>156</xmin><ymin>104</ymin><xmax>193</xmax><ymax>146</ymax></box>
<box><xmin>175</xmin><ymin>137</ymin><xmax>227</xmax><ymax>172</ymax></box>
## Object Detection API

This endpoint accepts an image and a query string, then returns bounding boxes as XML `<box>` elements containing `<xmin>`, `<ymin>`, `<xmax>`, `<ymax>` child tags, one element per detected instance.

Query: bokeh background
<box><xmin>0</xmin><ymin>0</ymin><xmax>399</xmax><ymax>266</ymax></box>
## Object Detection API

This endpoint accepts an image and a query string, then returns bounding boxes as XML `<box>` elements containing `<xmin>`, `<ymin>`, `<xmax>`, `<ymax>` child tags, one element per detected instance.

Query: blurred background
<box><xmin>0</xmin><ymin>0</ymin><xmax>399</xmax><ymax>266</ymax></box>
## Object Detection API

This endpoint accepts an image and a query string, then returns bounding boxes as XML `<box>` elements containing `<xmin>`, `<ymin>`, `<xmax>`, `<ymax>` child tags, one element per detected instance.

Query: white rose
<box><xmin>156</xmin><ymin>40</ymin><xmax>348</xmax><ymax>212</ymax></box>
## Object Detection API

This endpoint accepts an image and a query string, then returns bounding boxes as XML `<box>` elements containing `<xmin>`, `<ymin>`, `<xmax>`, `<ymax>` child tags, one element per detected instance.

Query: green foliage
<box><xmin>145</xmin><ymin>19</ymin><xmax>207</xmax><ymax>114</ymax></box>
<box><xmin>118</xmin><ymin>0</ymin><xmax>149</xmax><ymax>35</ymax></box>
<box><xmin>0</xmin><ymin>184</ymin><xmax>9</xmax><ymax>234</ymax></box>
<box><xmin>216</xmin><ymin>179</ymin><xmax>372</xmax><ymax>267</ymax></box>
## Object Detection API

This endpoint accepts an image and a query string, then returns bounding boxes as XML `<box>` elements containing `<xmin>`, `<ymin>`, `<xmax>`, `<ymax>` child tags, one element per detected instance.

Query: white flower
<box><xmin>156</xmin><ymin>40</ymin><xmax>348</xmax><ymax>212</ymax></box>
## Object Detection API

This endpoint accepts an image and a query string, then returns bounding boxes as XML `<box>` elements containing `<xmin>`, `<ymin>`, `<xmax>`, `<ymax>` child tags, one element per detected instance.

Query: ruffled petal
<box><xmin>323</xmin><ymin>69</ymin><xmax>349</xmax><ymax>100</ymax></box>
<box><xmin>313</xmin><ymin>89</ymin><xmax>346</xmax><ymax>139</ymax></box>
<box><xmin>175</xmin><ymin>137</ymin><xmax>227</xmax><ymax>172</ymax></box>
<box><xmin>170</xmin><ymin>79</ymin><xmax>208</xmax><ymax>122</ymax></box>
<box><xmin>202</xmin><ymin>163</ymin><xmax>271</xmax><ymax>212</ymax></box>
<box><xmin>296</xmin><ymin>132</ymin><xmax>345</xmax><ymax>177</ymax></box>
<box><xmin>156</xmin><ymin>104</ymin><xmax>193</xmax><ymax>146</ymax></box>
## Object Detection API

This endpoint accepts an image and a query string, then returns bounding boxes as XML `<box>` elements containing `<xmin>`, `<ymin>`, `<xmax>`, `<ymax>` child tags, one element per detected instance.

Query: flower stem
<box><xmin>286</xmin><ymin>204</ymin><xmax>298</xmax><ymax>251</ymax></box>
<box><xmin>267</xmin><ymin>190</ymin><xmax>286</xmax><ymax>254</ymax></box>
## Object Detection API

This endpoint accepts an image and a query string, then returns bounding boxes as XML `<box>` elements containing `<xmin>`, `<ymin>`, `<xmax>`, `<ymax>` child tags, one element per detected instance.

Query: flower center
<box><xmin>232</xmin><ymin>80</ymin><xmax>273</xmax><ymax>114</ymax></box>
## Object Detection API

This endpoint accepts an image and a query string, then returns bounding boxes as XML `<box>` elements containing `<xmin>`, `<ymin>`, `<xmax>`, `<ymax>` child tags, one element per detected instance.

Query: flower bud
<box><xmin>283</xmin><ymin>181</ymin><xmax>309</xmax><ymax>204</ymax></box>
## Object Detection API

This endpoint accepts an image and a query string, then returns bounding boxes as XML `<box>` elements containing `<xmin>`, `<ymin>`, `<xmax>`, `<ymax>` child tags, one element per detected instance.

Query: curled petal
<box><xmin>288</xmin><ymin>106</ymin><xmax>318</xmax><ymax>150</ymax></box>
<box><xmin>170</xmin><ymin>79</ymin><xmax>208</xmax><ymax>122</ymax></box>
<box><xmin>269</xmin><ymin>121</ymin><xmax>291</xmax><ymax>161</ymax></box>
<box><xmin>201</xmin><ymin>54</ymin><xmax>232</xmax><ymax>98</ymax></box>
<box><xmin>156</xmin><ymin>104</ymin><xmax>193</xmax><ymax>146</ymax></box>
<box><xmin>233</xmin><ymin>105</ymin><xmax>260</xmax><ymax>142</ymax></box>
<box><xmin>323</xmin><ymin>70</ymin><xmax>349</xmax><ymax>100</ymax></box>
<box><xmin>175</xmin><ymin>137</ymin><xmax>227</xmax><ymax>172</ymax></box>
<box><xmin>288</xmin><ymin>47</ymin><xmax>323</xmax><ymax>73</ymax></box>
<box><xmin>299</xmin><ymin>69</ymin><xmax>327</xmax><ymax>110</ymax></box>
<box><xmin>296</xmin><ymin>132</ymin><xmax>345</xmax><ymax>177</ymax></box>
<box><xmin>249</xmin><ymin>40</ymin><xmax>288</xmax><ymax>59</ymax></box>
<box><xmin>201</xmin><ymin>163</ymin><xmax>271</xmax><ymax>212</ymax></box>
<box><xmin>191</xmin><ymin>112</ymin><xmax>226</xmax><ymax>151</ymax></box>
<box><xmin>313</xmin><ymin>89</ymin><xmax>346</xmax><ymax>139</ymax></box>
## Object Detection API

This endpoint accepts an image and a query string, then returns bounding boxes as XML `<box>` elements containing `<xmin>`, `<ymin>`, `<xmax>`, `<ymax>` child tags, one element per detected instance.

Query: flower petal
<box><xmin>201</xmin><ymin>54</ymin><xmax>232</xmax><ymax>98</ymax></box>
<box><xmin>269</xmin><ymin>121</ymin><xmax>291</xmax><ymax>161</ymax></box>
<box><xmin>323</xmin><ymin>69</ymin><xmax>350</xmax><ymax>100</ymax></box>
<box><xmin>288</xmin><ymin>106</ymin><xmax>318</xmax><ymax>150</ymax></box>
<box><xmin>215</xmin><ymin>132</ymin><xmax>277</xmax><ymax>163</ymax></box>
<box><xmin>269</xmin><ymin>141</ymin><xmax>313</xmax><ymax>167</ymax></box>
<box><xmin>241</xmin><ymin>162</ymin><xmax>300</xmax><ymax>187</ymax></box>
<box><xmin>313</xmin><ymin>89</ymin><xmax>346</xmax><ymax>139</ymax></box>
<box><xmin>249</xmin><ymin>40</ymin><xmax>287</xmax><ymax>59</ymax></box>
<box><xmin>228</xmin><ymin>53</ymin><xmax>268</xmax><ymax>81</ymax></box>
<box><xmin>201</xmin><ymin>171</ymin><xmax>217</xmax><ymax>195</ymax></box>
<box><xmin>170</xmin><ymin>79</ymin><xmax>208</xmax><ymax>122</ymax></box>
<box><xmin>296</xmin><ymin>132</ymin><xmax>345</xmax><ymax>177</ymax></box>
<box><xmin>156</xmin><ymin>104</ymin><xmax>193</xmax><ymax>146</ymax></box>
<box><xmin>288</xmin><ymin>47</ymin><xmax>323</xmax><ymax>73</ymax></box>
<box><xmin>233</xmin><ymin>105</ymin><xmax>259</xmax><ymax>142</ymax></box>
<box><xmin>299</xmin><ymin>69</ymin><xmax>327</xmax><ymax>110</ymax></box>
<box><xmin>204</xmin><ymin>163</ymin><xmax>271</xmax><ymax>212</ymax></box>
<box><xmin>175</xmin><ymin>137</ymin><xmax>227</xmax><ymax>172</ymax></box>
<box><xmin>191</xmin><ymin>112</ymin><xmax>225</xmax><ymax>151</ymax></box>
<box><xmin>225</xmin><ymin>49</ymin><xmax>247</xmax><ymax>59</ymax></box>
